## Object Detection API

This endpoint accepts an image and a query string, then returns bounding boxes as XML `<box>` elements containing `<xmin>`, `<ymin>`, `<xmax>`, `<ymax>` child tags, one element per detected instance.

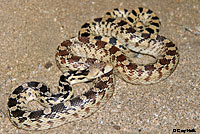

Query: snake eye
<box><xmin>101</xmin><ymin>68</ymin><xmax>105</xmax><ymax>73</ymax></box>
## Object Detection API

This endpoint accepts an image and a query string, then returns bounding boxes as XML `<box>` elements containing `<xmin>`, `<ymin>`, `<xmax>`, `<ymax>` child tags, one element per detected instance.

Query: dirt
<box><xmin>0</xmin><ymin>0</ymin><xmax>199</xmax><ymax>134</ymax></box>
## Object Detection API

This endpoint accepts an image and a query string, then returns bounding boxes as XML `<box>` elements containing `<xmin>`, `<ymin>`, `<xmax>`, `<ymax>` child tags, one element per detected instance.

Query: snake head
<box><xmin>88</xmin><ymin>62</ymin><xmax>113</xmax><ymax>79</ymax></box>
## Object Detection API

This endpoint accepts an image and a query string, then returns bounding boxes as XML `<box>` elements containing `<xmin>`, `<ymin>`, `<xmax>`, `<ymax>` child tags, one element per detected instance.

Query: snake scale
<box><xmin>7</xmin><ymin>7</ymin><xmax>179</xmax><ymax>130</ymax></box>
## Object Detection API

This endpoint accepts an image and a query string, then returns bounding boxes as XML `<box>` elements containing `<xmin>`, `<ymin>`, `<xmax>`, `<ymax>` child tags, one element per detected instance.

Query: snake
<box><xmin>7</xmin><ymin>7</ymin><xmax>179</xmax><ymax>130</ymax></box>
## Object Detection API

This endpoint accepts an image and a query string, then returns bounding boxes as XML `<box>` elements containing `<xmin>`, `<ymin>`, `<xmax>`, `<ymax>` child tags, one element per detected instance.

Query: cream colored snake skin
<box><xmin>8</xmin><ymin>8</ymin><xmax>179</xmax><ymax>130</ymax></box>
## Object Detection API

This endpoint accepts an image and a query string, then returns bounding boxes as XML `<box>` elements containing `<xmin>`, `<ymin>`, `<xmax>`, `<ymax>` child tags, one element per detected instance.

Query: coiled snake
<box><xmin>7</xmin><ymin>8</ymin><xmax>179</xmax><ymax>130</ymax></box>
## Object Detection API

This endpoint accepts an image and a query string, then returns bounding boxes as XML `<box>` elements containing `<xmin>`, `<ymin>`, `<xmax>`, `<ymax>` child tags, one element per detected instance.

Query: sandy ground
<box><xmin>0</xmin><ymin>0</ymin><xmax>199</xmax><ymax>134</ymax></box>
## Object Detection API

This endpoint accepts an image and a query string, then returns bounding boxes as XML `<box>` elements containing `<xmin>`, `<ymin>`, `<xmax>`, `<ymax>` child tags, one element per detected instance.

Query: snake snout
<box><xmin>103</xmin><ymin>63</ymin><xmax>113</xmax><ymax>74</ymax></box>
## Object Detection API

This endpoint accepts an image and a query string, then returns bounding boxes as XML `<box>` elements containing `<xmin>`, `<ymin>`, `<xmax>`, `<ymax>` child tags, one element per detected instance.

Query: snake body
<box><xmin>7</xmin><ymin>8</ymin><xmax>179</xmax><ymax>130</ymax></box>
